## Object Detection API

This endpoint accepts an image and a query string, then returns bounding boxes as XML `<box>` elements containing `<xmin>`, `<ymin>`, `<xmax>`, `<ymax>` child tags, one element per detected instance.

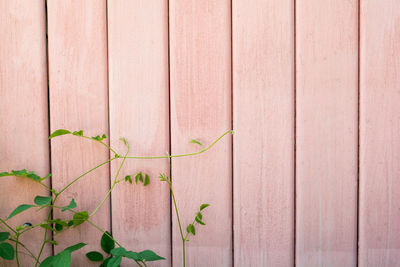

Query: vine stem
<box><xmin>9</xmin><ymin>238</ymin><xmax>39</xmax><ymax>263</ymax></box>
<box><xmin>34</xmin><ymin>195</ymin><xmax>57</xmax><ymax>267</ymax></box>
<box><xmin>125</xmin><ymin>130</ymin><xmax>233</xmax><ymax>159</ymax></box>
<box><xmin>15</xmin><ymin>234</ymin><xmax>20</xmax><ymax>267</ymax></box>
<box><xmin>58</xmin><ymin>157</ymin><xmax>117</xmax><ymax>195</ymax></box>
<box><xmin>0</xmin><ymin>218</ymin><xmax>17</xmax><ymax>234</ymax></box>
<box><xmin>90</xmin><ymin>142</ymin><xmax>129</xmax><ymax>217</ymax></box>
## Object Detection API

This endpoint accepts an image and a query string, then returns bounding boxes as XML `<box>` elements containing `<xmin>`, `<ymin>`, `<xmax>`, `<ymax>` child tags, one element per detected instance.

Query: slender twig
<box><xmin>58</xmin><ymin>157</ymin><xmax>117</xmax><ymax>195</ymax></box>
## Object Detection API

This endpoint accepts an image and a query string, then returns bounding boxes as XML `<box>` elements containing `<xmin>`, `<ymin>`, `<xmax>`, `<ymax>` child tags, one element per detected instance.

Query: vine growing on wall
<box><xmin>0</xmin><ymin>129</ymin><xmax>233</xmax><ymax>267</ymax></box>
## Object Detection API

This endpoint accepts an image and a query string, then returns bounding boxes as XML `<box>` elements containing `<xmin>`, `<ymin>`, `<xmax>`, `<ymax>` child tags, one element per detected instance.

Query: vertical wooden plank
<box><xmin>169</xmin><ymin>1</ymin><xmax>232</xmax><ymax>266</ymax></box>
<box><xmin>232</xmin><ymin>0</ymin><xmax>294</xmax><ymax>265</ymax></box>
<box><xmin>296</xmin><ymin>0</ymin><xmax>358</xmax><ymax>266</ymax></box>
<box><xmin>359</xmin><ymin>0</ymin><xmax>400</xmax><ymax>265</ymax></box>
<box><xmin>0</xmin><ymin>1</ymin><xmax>50</xmax><ymax>265</ymax></box>
<box><xmin>107</xmin><ymin>0</ymin><xmax>170</xmax><ymax>265</ymax></box>
<box><xmin>47</xmin><ymin>0</ymin><xmax>109</xmax><ymax>264</ymax></box>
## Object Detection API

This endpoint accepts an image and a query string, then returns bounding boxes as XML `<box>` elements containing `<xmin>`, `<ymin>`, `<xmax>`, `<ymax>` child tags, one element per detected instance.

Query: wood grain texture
<box><xmin>0</xmin><ymin>1</ymin><xmax>50</xmax><ymax>265</ymax></box>
<box><xmin>169</xmin><ymin>1</ymin><xmax>232</xmax><ymax>266</ymax></box>
<box><xmin>232</xmin><ymin>0</ymin><xmax>294</xmax><ymax>266</ymax></box>
<box><xmin>359</xmin><ymin>0</ymin><xmax>400</xmax><ymax>265</ymax></box>
<box><xmin>107</xmin><ymin>1</ymin><xmax>170</xmax><ymax>265</ymax></box>
<box><xmin>47</xmin><ymin>0</ymin><xmax>109</xmax><ymax>265</ymax></box>
<box><xmin>296</xmin><ymin>0</ymin><xmax>358</xmax><ymax>266</ymax></box>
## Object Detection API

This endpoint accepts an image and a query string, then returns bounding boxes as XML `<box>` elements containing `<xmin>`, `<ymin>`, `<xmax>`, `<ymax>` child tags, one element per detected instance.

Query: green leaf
<box><xmin>110</xmin><ymin>247</ymin><xmax>126</xmax><ymax>256</ymax></box>
<box><xmin>91</xmin><ymin>134</ymin><xmax>107</xmax><ymax>141</ymax></box>
<box><xmin>158</xmin><ymin>173</ymin><xmax>168</xmax><ymax>182</ymax></box>
<box><xmin>72</xmin><ymin>130</ymin><xmax>83</xmax><ymax>137</ymax></box>
<box><xmin>200</xmin><ymin>203</ymin><xmax>210</xmax><ymax>211</ymax></box>
<box><xmin>49</xmin><ymin>129</ymin><xmax>71</xmax><ymax>139</ymax></box>
<box><xmin>7</xmin><ymin>204</ymin><xmax>34</xmax><ymax>219</ymax></box>
<box><xmin>0</xmin><ymin>242</ymin><xmax>14</xmax><ymax>260</ymax></box>
<box><xmin>101</xmin><ymin>232</ymin><xmax>115</xmax><ymax>254</ymax></box>
<box><xmin>125</xmin><ymin>251</ymin><xmax>142</xmax><ymax>261</ymax></box>
<box><xmin>144</xmin><ymin>174</ymin><xmax>150</xmax><ymax>186</ymax></box>
<box><xmin>196</xmin><ymin>212</ymin><xmax>202</xmax><ymax>220</ymax></box>
<box><xmin>0</xmin><ymin>232</ymin><xmax>10</xmax><ymax>242</ymax></box>
<box><xmin>101</xmin><ymin>257</ymin><xmax>113</xmax><ymax>267</ymax></box>
<box><xmin>39</xmin><ymin>255</ymin><xmax>55</xmax><ymax>267</ymax></box>
<box><xmin>40</xmin><ymin>223</ymin><xmax>56</xmax><ymax>231</ymax></box>
<box><xmin>0</xmin><ymin>172</ymin><xmax>11</xmax><ymax>177</ymax></box>
<box><xmin>124</xmin><ymin>175</ymin><xmax>132</xmax><ymax>184</ymax></box>
<box><xmin>55</xmin><ymin>223</ymin><xmax>63</xmax><ymax>232</ymax></box>
<box><xmin>186</xmin><ymin>224</ymin><xmax>195</xmax><ymax>235</ymax></box>
<box><xmin>107</xmin><ymin>256</ymin><xmax>122</xmax><ymax>267</ymax></box>
<box><xmin>61</xmin><ymin>199</ymin><xmax>77</xmax><ymax>212</ymax></box>
<box><xmin>72</xmin><ymin>211</ymin><xmax>89</xmax><ymax>226</ymax></box>
<box><xmin>189</xmin><ymin>139</ymin><xmax>203</xmax><ymax>146</ymax></box>
<box><xmin>135</xmin><ymin>172</ymin><xmax>143</xmax><ymax>184</ymax></box>
<box><xmin>195</xmin><ymin>217</ymin><xmax>205</xmax><ymax>226</ymax></box>
<box><xmin>34</xmin><ymin>195</ymin><xmax>52</xmax><ymax>206</ymax></box>
<box><xmin>86</xmin><ymin>251</ymin><xmax>104</xmax><ymax>262</ymax></box>
<box><xmin>65</xmin><ymin>242</ymin><xmax>86</xmax><ymax>252</ymax></box>
<box><xmin>138</xmin><ymin>250</ymin><xmax>165</xmax><ymax>261</ymax></box>
<box><xmin>120</xmin><ymin>137</ymin><xmax>128</xmax><ymax>146</ymax></box>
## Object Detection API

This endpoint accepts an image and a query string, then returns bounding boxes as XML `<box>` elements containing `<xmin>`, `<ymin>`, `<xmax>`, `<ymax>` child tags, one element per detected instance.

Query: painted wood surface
<box><xmin>0</xmin><ymin>1</ymin><xmax>50</xmax><ymax>265</ymax></box>
<box><xmin>296</xmin><ymin>0</ymin><xmax>359</xmax><ymax>266</ymax></box>
<box><xmin>359</xmin><ymin>0</ymin><xmax>400</xmax><ymax>265</ymax></box>
<box><xmin>107</xmin><ymin>1</ymin><xmax>170</xmax><ymax>266</ymax></box>
<box><xmin>232</xmin><ymin>0</ymin><xmax>294</xmax><ymax>266</ymax></box>
<box><xmin>47</xmin><ymin>0</ymin><xmax>110</xmax><ymax>265</ymax></box>
<box><xmin>169</xmin><ymin>1</ymin><xmax>232</xmax><ymax>266</ymax></box>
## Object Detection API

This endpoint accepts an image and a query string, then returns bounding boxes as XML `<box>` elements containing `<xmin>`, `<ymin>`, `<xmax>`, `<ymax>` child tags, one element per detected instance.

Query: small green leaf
<box><xmin>135</xmin><ymin>172</ymin><xmax>143</xmax><ymax>184</ymax></box>
<box><xmin>34</xmin><ymin>196</ymin><xmax>52</xmax><ymax>206</ymax></box>
<box><xmin>200</xmin><ymin>203</ymin><xmax>210</xmax><ymax>211</ymax></box>
<box><xmin>158</xmin><ymin>173</ymin><xmax>168</xmax><ymax>182</ymax></box>
<box><xmin>110</xmin><ymin>247</ymin><xmax>126</xmax><ymax>256</ymax></box>
<box><xmin>144</xmin><ymin>174</ymin><xmax>150</xmax><ymax>186</ymax></box>
<box><xmin>120</xmin><ymin>137</ymin><xmax>128</xmax><ymax>146</ymax></box>
<box><xmin>72</xmin><ymin>211</ymin><xmax>89</xmax><ymax>226</ymax></box>
<box><xmin>186</xmin><ymin>224</ymin><xmax>195</xmax><ymax>235</ymax></box>
<box><xmin>91</xmin><ymin>134</ymin><xmax>107</xmax><ymax>141</ymax></box>
<box><xmin>195</xmin><ymin>217</ymin><xmax>206</xmax><ymax>225</ymax></box>
<box><xmin>107</xmin><ymin>255</ymin><xmax>122</xmax><ymax>267</ymax></box>
<box><xmin>40</xmin><ymin>223</ymin><xmax>56</xmax><ymax>231</ymax></box>
<box><xmin>61</xmin><ymin>199</ymin><xmax>77</xmax><ymax>212</ymax></box>
<box><xmin>0</xmin><ymin>242</ymin><xmax>14</xmax><ymax>260</ymax></box>
<box><xmin>72</xmin><ymin>130</ymin><xmax>83</xmax><ymax>136</ymax></box>
<box><xmin>55</xmin><ymin>223</ymin><xmax>63</xmax><ymax>232</ymax></box>
<box><xmin>49</xmin><ymin>129</ymin><xmax>71</xmax><ymax>139</ymax></box>
<box><xmin>125</xmin><ymin>175</ymin><xmax>132</xmax><ymax>184</ymax></box>
<box><xmin>0</xmin><ymin>172</ymin><xmax>11</xmax><ymax>177</ymax></box>
<box><xmin>0</xmin><ymin>232</ymin><xmax>10</xmax><ymax>242</ymax></box>
<box><xmin>101</xmin><ymin>232</ymin><xmax>115</xmax><ymax>254</ymax></box>
<box><xmin>86</xmin><ymin>251</ymin><xmax>104</xmax><ymax>262</ymax></box>
<box><xmin>189</xmin><ymin>139</ymin><xmax>203</xmax><ymax>146</ymax></box>
<box><xmin>8</xmin><ymin>204</ymin><xmax>35</xmax><ymax>219</ymax></box>
<box><xmin>48</xmin><ymin>240</ymin><xmax>58</xmax><ymax>245</ymax></box>
<box><xmin>125</xmin><ymin>251</ymin><xmax>142</xmax><ymax>261</ymax></box>
<box><xmin>196</xmin><ymin>212</ymin><xmax>202</xmax><ymax>220</ymax></box>
<box><xmin>65</xmin><ymin>243</ymin><xmax>87</xmax><ymax>252</ymax></box>
<box><xmin>138</xmin><ymin>250</ymin><xmax>165</xmax><ymax>262</ymax></box>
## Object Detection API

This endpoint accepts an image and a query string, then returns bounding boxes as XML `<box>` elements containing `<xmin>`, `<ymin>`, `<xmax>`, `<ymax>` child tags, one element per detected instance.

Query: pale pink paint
<box><xmin>47</xmin><ymin>1</ymin><xmax>110</xmax><ymax>266</ymax></box>
<box><xmin>107</xmin><ymin>0</ymin><xmax>171</xmax><ymax>266</ymax></box>
<box><xmin>359</xmin><ymin>0</ymin><xmax>400</xmax><ymax>265</ymax></box>
<box><xmin>0</xmin><ymin>1</ymin><xmax>50</xmax><ymax>265</ymax></box>
<box><xmin>296</xmin><ymin>0</ymin><xmax>359</xmax><ymax>266</ymax></box>
<box><xmin>169</xmin><ymin>1</ymin><xmax>232</xmax><ymax>266</ymax></box>
<box><xmin>233</xmin><ymin>0</ymin><xmax>295</xmax><ymax>265</ymax></box>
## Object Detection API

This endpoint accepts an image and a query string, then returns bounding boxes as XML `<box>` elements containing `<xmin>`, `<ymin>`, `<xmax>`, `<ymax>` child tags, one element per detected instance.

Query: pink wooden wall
<box><xmin>1</xmin><ymin>0</ymin><xmax>399</xmax><ymax>266</ymax></box>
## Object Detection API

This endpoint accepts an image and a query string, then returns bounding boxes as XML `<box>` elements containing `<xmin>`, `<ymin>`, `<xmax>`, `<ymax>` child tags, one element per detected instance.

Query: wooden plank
<box><xmin>107</xmin><ymin>0</ymin><xmax>170</xmax><ymax>265</ymax></box>
<box><xmin>169</xmin><ymin>1</ymin><xmax>232</xmax><ymax>266</ymax></box>
<box><xmin>0</xmin><ymin>1</ymin><xmax>50</xmax><ymax>265</ymax></box>
<box><xmin>296</xmin><ymin>0</ymin><xmax>358</xmax><ymax>266</ymax></box>
<box><xmin>232</xmin><ymin>0</ymin><xmax>294</xmax><ymax>265</ymax></box>
<box><xmin>359</xmin><ymin>0</ymin><xmax>400</xmax><ymax>265</ymax></box>
<box><xmin>47</xmin><ymin>0</ymin><xmax>109</xmax><ymax>264</ymax></box>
